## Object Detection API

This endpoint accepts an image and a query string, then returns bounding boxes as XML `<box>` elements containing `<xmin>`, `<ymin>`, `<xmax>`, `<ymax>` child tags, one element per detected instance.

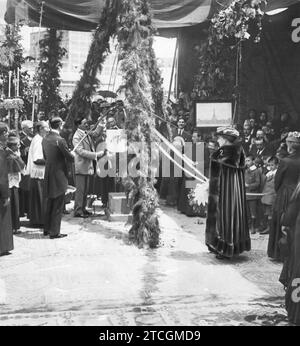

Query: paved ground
<box><xmin>0</xmin><ymin>203</ymin><xmax>288</xmax><ymax>326</ymax></box>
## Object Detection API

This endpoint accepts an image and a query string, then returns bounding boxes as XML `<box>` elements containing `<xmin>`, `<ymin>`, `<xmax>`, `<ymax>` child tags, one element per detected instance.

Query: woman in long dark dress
<box><xmin>279</xmin><ymin>181</ymin><xmax>300</xmax><ymax>325</ymax></box>
<box><xmin>268</xmin><ymin>132</ymin><xmax>300</xmax><ymax>261</ymax></box>
<box><xmin>206</xmin><ymin>127</ymin><xmax>250</xmax><ymax>259</ymax></box>
<box><xmin>0</xmin><ymin>122</ymin><xmax>13</xmax><ymax>256</ymax></box>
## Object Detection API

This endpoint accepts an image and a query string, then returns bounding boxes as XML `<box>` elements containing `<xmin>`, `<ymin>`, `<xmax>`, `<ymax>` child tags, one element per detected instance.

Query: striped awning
<box><xmin>4</xmin><ymin>0</ymin><xmax>300</xmax><ymax>30</ymax></box>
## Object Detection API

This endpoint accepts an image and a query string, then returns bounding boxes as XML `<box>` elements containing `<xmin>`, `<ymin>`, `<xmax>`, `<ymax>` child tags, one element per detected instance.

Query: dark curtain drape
<box><xmin>239</xmin><ymin>3</ymin><xmax>300</xmax><ymax>126</ymax></box>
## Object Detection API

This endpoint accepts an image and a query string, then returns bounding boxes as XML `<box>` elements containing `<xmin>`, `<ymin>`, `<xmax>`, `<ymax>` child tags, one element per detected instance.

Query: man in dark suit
<box><xmin>241</xmin><ymin>122</ymin><xmax>254</xmax><ymax>155</ymax></box>
<box><xmin>42</xmin><ymin>117</ymin><xmax>74</xmax><ymax>239</ymax></box>
<box><xmin>173</xmin><ymin>117</ymin><xmax>192</xmax><ymax>142</ymax></box>
<box><xmin>250</xmin><ymin>138</ymin><xmax>268</xmax><ymax>161</ymax></box>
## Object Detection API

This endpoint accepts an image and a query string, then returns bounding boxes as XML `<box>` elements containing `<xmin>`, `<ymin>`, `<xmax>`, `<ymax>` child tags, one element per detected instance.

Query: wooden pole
<box><xmin>32</xmin><ymin>87</ymin><xmax>35</xmax><ymax>122</ymax></box>
<box><xmin>8</xmin><ymin>71</ymin><xmax>12</xmax><ymax>128</ymax></box>
<box><xmin>8</xmin><ymin>71</ymin><xmax>12</xmax><ymax>97</ymax></box>
<box><xmin>168</xmin><ymin>38</ymin><xmax>178</xmax><ymax>102</ymax></box>
<box><xmin>17</xmin><ymin>67</ymin><xmax>20</xmax><ymax>97</ymax></box>
<box><xmin>15</xmin><ymin>68</ymin><xmax>20</xmax><ymax>132</ymax></box>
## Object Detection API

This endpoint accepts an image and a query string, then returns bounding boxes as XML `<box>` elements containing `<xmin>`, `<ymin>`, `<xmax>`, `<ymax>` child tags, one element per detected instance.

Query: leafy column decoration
<box><xmin>117</xmin><ymin>0</ymin><xmax>160</xmax><ymax>248</ymax></box>
<box><xmin>38</xmin><ymin>28</ymin><xmax>66</xmax><ymax>118</ymax></box>
<box><xmin>65</xmin><ymin>0</ymin><xmax>119</xmax><ymax>129</ymax></box>
<box><xmin>140</xmin><ymin>0</ymin><xmax>172</xmax><ymax>140</ymax></box>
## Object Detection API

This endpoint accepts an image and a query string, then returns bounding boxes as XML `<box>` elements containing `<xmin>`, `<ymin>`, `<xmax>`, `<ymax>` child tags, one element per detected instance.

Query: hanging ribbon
<box><xmin>155</xmin><ymin>142</ymin><xmax>206</xmax><ymax>184</ymax></box>
<box><xmin>153</xmin><ymin>128</ymin><xmax>209</xmax><ymax>182</ymax></box>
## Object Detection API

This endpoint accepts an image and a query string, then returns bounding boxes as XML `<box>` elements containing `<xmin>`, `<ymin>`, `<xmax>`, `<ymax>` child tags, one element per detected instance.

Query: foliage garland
<box><xmin>140</xmin><ymin>0</ymin><xmax>172</xmax><ymax>140</ymax></box>
<box><xmin>65</xmin><ymin>0</ymin><xmax>119</xmax><ymax>130</ymax></box>
<box><xmin>117</xmin><ymin>0</ymin><xmax>160</xmax><ymax>248</ymax></box>
<box><xmin>194</xmin><ymin>0</ymin><xmax>266</xmax><ymax>101</ymax></box>
<box><xmin>62</xmin><ymin>0</ymin><xmax>164</xmax><ymax>248</ymax></box>
<box><xmin>37</xmin><ymin>29</ymin><xmax>66</xmax><ymax>119</ymax></box>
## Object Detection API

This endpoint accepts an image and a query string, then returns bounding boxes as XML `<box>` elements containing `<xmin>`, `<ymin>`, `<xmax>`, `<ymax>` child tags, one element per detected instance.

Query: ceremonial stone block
<box><xmin>107</xmin><ymin>193</ymin><xmax>132</xmax><ymax>222</ymax></box>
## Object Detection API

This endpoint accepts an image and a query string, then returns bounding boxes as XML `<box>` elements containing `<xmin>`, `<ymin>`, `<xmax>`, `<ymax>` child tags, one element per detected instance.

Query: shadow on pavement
<box><xmin>168</xmin><ymin>250</ymin><xmax>251</xmax><ymax>265</ymax></box>
<box><xmin>15</xmin><ymin>230</ymin><xmax>45</xmax><ymax>240</ymax></box>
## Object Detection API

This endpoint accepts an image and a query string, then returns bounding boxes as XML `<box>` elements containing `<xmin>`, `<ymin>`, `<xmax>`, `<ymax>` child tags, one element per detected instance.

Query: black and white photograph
<box><xmin>0</xmin><ymin>0</ymin><xmax>300</xmax><ymax>331</ymax></box>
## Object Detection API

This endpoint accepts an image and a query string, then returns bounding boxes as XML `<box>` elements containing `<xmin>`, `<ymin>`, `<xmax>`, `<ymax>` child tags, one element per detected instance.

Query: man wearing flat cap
<box><xmin>42</xmin><ymin>117</ymin><xmax>75</xmax><ymax>239</ymax></box>
<box><xmin>0</xmin><ymin>122</ymin><xmax>14</xmax><ymax>256</ymax></box>
<box><xmin>206</xmin><ymin>126</ymin><xmax>251</xmax><ymax>259</ymax></box>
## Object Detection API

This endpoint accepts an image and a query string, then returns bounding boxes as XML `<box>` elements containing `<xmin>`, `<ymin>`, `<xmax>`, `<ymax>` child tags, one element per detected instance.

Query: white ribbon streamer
<box><xmin>153</xmin><ymin>128</ymin><xmax>209</xmax><ymax>182</ymax></box>
<box><xmin>156</xmin><ymin>142</ymin><xmax>206</xmax><ymax>184</ymax></box>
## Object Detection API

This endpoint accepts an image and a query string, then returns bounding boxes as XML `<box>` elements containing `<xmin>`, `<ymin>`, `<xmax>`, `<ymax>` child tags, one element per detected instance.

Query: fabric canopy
<box><xmin>5</xmin><ymin>0</ymin><xmax>300</xmax><ymax>31</ymax></box>
<box><xmin>4</xmin><ymin>0</ymin><xmax>216</xmax><ymax>30</ymax></box>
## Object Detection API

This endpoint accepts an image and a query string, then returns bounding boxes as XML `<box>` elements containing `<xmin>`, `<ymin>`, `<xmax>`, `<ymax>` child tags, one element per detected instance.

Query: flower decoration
<box><xmin>193</xmin><ymin>0</ymin><xmax>267</xmax><ymax>101</ymax></box>
<box><xmin>0</xmin><ymin>98</ymin><xmax>24</xmax><ymax>110</ymax></box>
<box><xmin>211</xmin><ymin>0</ymin><xmax>266</xmax><ymax>43</ymax></box>
<box><xmin>288</xmin><ymin>131</ymin><xmax>300</xmax><ymax>139</ymax></box>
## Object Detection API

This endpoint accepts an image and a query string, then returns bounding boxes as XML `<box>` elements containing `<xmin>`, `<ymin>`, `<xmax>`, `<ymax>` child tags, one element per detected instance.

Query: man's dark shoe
<box><xmin>50</xmin><ymin>234</ymin><xmax>68</xmax><ymax>239</ymax></box>
<box><xmin>0</xmin><ymin>251</ymin><xmax>11</xmax><ymax>257</ymax></box>
<box><xmin>74</xmin><ymin>213</ymin><xmax>88</xmax><ymax>219</ymax></box>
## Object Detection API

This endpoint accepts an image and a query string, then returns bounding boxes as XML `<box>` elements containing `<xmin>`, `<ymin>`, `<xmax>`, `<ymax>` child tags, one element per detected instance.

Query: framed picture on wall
<box><xmin>195</xmin><ymin>101</ymin><xmax>232</xmax><ymax>127</ymax></box>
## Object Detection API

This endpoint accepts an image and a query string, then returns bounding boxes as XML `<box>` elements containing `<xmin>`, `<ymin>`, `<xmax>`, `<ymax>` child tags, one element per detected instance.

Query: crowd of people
<box><xmin>156</xmin><ymin>99</ymin><xmax>300</xmax><ymax>325</ymax></box>
<box><xmin>1</xmin><ymin>92</ymin><xmax>300</xmax><ymax>324</ymax></box>
<box><xmin>0</xmin><ymin>99</ymin><xmax>126</xmax><ymax>243</ymax></box>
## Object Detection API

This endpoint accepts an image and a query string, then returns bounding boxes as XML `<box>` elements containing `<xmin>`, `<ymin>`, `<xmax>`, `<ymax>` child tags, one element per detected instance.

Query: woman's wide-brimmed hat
<box><xmin>216</xmin><ymin>126</ymin><xmax>240</xmax><ymax>139</ymax></box>
<box><xmin>286</xmin><ymin>131</ymin><xmax>300</xmax><ymax>143</ymax></box>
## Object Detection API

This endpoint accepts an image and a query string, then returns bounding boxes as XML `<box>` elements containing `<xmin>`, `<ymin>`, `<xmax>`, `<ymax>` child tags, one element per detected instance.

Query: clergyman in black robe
<box><xmin>0</xmin><ymin>122</ymin><xmax>13</xmax><ymax>256</ymax></box>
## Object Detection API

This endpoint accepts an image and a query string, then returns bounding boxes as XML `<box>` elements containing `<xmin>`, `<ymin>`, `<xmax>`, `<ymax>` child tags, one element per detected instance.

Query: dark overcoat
<box><xmin>279</xmin><ymin>190</ymin><xmax>300</xmax><ymax>325</ymax></box>
<box><xmin>42</xmin><ymin>131</ymin><xmax>74</xmax><ymax>199</ymax></box>
<box><xmin>268</xmin><ymin>150</ymin><xmax>300</xmax><ymax>260</ymax></box>
<box><xmin>205</xmin><ymin>144</ymin><xmax>251</xmax><ymax>258</ymax></box>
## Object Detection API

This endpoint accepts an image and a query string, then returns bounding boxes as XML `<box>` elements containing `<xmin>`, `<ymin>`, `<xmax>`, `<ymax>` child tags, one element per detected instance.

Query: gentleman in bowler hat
<box><xmin>42</xmin><ymin>117</ymin><xmax>74</xmax><ymax>239</ymax></box>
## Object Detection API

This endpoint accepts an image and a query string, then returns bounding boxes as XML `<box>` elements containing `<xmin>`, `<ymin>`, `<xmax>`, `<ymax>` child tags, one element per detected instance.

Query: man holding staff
<box><xmin>72</xmin><ymin>116</ymin><xmax>105</xmax><ymax>218</ymax></box>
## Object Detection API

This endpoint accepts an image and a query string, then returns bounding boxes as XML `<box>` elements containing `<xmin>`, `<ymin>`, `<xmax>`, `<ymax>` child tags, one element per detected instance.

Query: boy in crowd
<box><xmin>260</xmin><ymin>156</ymin><xmax>279</xmax><ymax>235</ymax></box>
<box><xmin>245</xmin><ymin>154</ymin><xmax>262</xmax><ymax>234</ymax></box>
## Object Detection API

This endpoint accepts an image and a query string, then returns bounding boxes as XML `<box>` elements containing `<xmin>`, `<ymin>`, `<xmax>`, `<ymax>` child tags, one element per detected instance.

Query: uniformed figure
<box><xmin>42</xmin><ymin>117</ymin><xmax>74</xmax><ymax>239</ymax></box>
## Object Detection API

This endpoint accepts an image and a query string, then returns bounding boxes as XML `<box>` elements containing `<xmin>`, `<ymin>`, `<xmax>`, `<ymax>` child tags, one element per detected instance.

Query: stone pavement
<box><xmin>0</xmin><ymin>205</ymin><xmax>288</xmax><ymax>326</ymax></box>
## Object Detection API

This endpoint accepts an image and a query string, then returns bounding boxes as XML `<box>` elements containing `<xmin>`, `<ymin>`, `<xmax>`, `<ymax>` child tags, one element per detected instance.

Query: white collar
<box><xmin>266</xmin><ymin>169</ymin><xmax>277</xmax><ymax>177</ymax></box>
<box><xmin>51</xmin><ymin>129</ymin><xmax>60</xmax><ymax>135</ymax></box>
<box><xmin>77</xmin><ymin>128</ymin><xmax>86</xmax><ymax>136</ymax></box>
<box><xmin>249</xmin><ymin>165</ymin><xmax>257</xmax><ymax>171</ymax></box>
